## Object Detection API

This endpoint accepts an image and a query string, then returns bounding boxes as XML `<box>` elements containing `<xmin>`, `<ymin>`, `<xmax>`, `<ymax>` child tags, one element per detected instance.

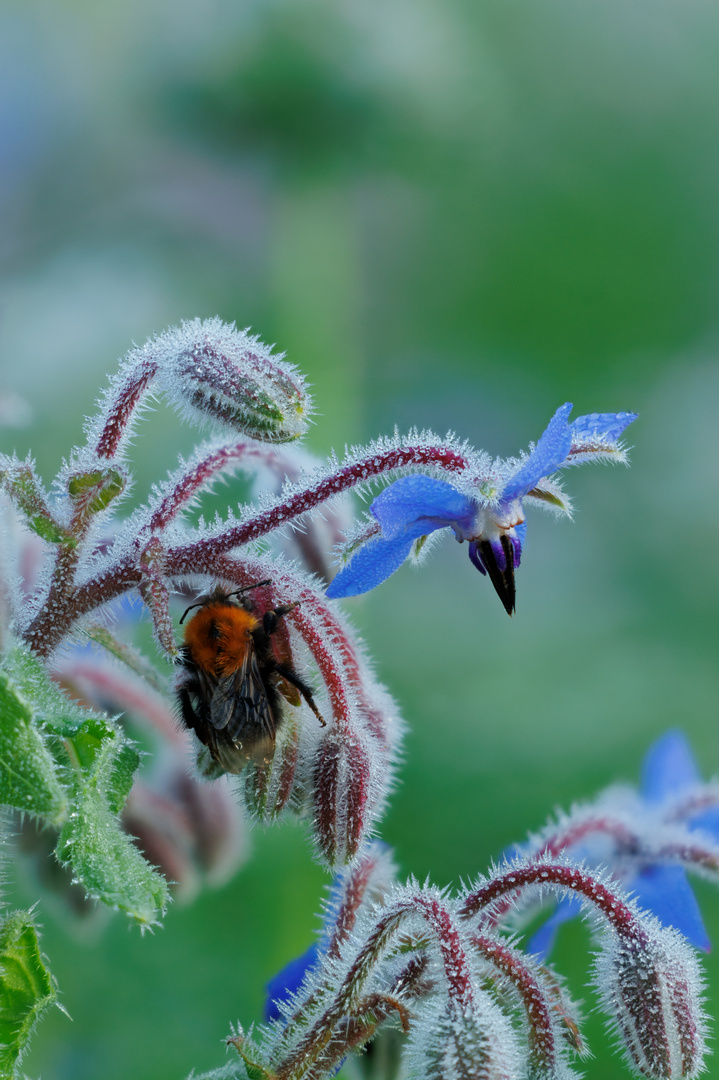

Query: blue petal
<box><xmin>265</xmin><ymin>942</ymin><xmax>319</xmax><ymax>1022</ymax></box>
<box><xmin>371</xmin><ymin>475</ymin><xmax>476</xmax><ymax>540</ymax></box>
<box><xmin>641</xmin><ymin>730</ymin><xmax>701</xmax><ymax>804</ymax></box>
<box><xmin>502</xmin><ymin>403</ymin><xmax>574</xmax><ymax>501</ymax></box>
<box><xmin>512</xmin><ymin>521</ymin><xmax>527</xmax><ymax>567</ymax></box>
<box><xmin>570</xmin><ymin>411</ymin><xmax>638</xmax><ymax>443</ymax></box>
<box><xmin>326</xmin><ymin>533</ymin><xmax>415</xmax><ymax>598</ymax></box>
<box><xmin>632</xmin><ymin>865</ymin><xmax>710</xmax><ymax>951</ymax></box>
<box><xmin>688</xmin><ymin>807</ymin><xmax>719</xmax><ymax>842</ymax></box>
<box><xmin>526</xmin><ymin>895</ymin><xmax>582</xmax><ymax>960</ymax></box>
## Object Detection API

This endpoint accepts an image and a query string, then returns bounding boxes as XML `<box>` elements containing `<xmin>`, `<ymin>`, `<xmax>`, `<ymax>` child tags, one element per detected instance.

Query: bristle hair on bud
<box><xmin>594</xmin><ymin>918</ymin><xmax>708</xmax><ymax>1080</ymax></box>
<box><xmin>152</xmin><ymin>318</ymin><xmax>312</xmax><ymax>442</ymax></box>
<box><xmin>405</xmin><ymin>984</ymin><xmax>523</xmax><ymax>1080</ymax></box>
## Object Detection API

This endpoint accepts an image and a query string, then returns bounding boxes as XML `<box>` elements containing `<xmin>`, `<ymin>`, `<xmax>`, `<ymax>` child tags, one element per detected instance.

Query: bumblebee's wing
<box><xmin>210</xmin><ymin>644</ymin><xmax>276</xmax><ymax>744</ymax></box>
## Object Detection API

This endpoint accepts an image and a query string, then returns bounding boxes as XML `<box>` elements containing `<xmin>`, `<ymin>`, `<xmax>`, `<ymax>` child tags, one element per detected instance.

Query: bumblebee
<box><xmin>176</xmin><ymin>581</ymin><xmax>324</xmax><ymax>773</ymax></box>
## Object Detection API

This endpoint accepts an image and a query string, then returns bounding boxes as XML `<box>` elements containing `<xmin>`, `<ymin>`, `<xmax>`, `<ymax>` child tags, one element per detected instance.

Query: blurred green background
<box><xmin>1</xmin><ymin>0</ymin><xmax>718</xmax><ymax>1077</ymax></box>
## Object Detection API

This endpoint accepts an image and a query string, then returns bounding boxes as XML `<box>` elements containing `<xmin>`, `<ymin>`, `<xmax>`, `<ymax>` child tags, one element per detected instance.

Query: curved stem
<box><xmin>23</xmin><ymin>442</ymin><xmax>471</xmax><ymax>658</ymax></box>
<box><xmin>275</xmin><ymin>892</ymin><xmax>473</xmax><ymax>1080</ymax></box>
<box><xmin>168</xmin><ymin>442</ymin><xmax>470</xmax><ymax>564</ymax></box>
<box><xmin>95</xmin><ymin>359</ymin><xmax>158</xmax><ymax>459</ymax></box>
<box><xmin>460</xmin><ymin>862</ymin><xmax>648</xmax><ymax>945</ymax></box>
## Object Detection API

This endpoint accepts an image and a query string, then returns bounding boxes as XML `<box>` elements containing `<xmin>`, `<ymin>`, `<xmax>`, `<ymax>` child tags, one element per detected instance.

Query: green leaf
<box><xmin>68</xmin><ymin>468</ymin><xmax>125</xmax><ymax>514</ymax></box>
<box><xmin>0</xmin><ymin>459</ymin><xmax>75</xmax><ymax>546</ymax></box>
<box><xmin>56</xmin><ymin>733</ymin><xmax>169</xmax><ymax>925</ymax></box>
<box><xmin>0</xmin><ymin>911</ymin><xmax>58</xmax><ymax>1077</ymax></box>
<box><xmin>1</xmin><ymin>642</ymin><xmax>89</xmax><ymax>739</ymax></box>
<box><xmin>1</xmin><ymin>641</ymin><xmax>168</xmax><ymax>924</ymax></box>
<box><xmin>0</xmin><ymin>668</ymin><xmax>67</xmax><ymax>824</ymax></box>
<box><xmin>25</xmin><ymin>513</ymin><xmax>75</xmax><ymax>546</ymax></box>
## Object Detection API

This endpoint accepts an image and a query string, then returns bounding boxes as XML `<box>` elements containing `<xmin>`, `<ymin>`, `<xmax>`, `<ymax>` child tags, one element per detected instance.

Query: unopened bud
<box><xmin>595</xmin><ymin>921</ymin><xmax>707</xmax><ymax>1079</ymax></box>
<box><xmin>244</xmin><ymin>716</ymin><xmax>300</xmax><ymax>822</ymax></box>
<box><xmin>313</xmin><ymin>729</ymin><xmax>372</xmax><ymax>867</ymax></box>
<box><xmin>413</xmin><ymin>995</ymin><xmax>521</xmax><ymax>1080</ymax></box>
<box><xmin>156</xmin><ymin>318</ymin><xmax>311</xmax><ymax>442</ymax></box>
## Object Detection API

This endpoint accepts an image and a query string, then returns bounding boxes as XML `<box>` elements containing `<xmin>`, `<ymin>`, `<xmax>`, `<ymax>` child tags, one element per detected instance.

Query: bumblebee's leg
<box><xmin>273</xmin><ymin>662</ymin><xmax>326</xmax><ymax>727</ymax></box>
<box><xmin>178</xmin><ymin>685</ymin><xmax>205</xmax><ymax>741</ymax></box>
<box><xmin>262</xmin><ymin>601</ymin><xmax>299</xmax><ymax>637</ymax></box>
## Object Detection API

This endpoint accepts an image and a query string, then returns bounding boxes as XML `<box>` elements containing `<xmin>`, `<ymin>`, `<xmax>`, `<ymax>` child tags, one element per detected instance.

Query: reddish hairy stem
<box><xmin>25</xmin><ymin>442</ymin><xmax>469</xmax><ymax>658</ymax></box>
<box><xmin>169</xmin><ymin>443</ymin><xmax>469</xmax><ymax>563</ymax></box>
<box><xmin>282</xmin><ymin>851</ymin><xmax>389</xmax><ymax>1035</ymax></box>
<box><xmin>460</xmin><ymin>863</ymin><xmax>648</xmax><ymax>944</ymax></box>
<box><xmin>471</xmin><ymin>934</ymin><xmax>561</xmax><ymax>1072</ymax></box>
<box><xmin>667</xmin><ymin>789</ymin><xmax>719</xmax><ymax>824</ymax></box>
<box><xmin>149</xmin><ymin>440</ymin><xmax>285</xmax><ymax>532</ymax></box>
<box><xmin>538</xmin><ymin>815</ymin><xmax>640</xmax><ymax>858</ymax></box>
<box><xmin>326</xmin><ymin>851</ymin><xmax>386</xmax><ymax>959</ymax></box>
<box><xmin>276</xmin><ymin>894</ymin><xmax>472</xmax><ymax>1080</ymax></box>
<box><xmin>480</xmin><ymin>816</ymin><xmax>641</xmax><ymax>930</ymax></box>
<box><xmin>95</xmin><ymin>359</ymin><xmax>158</xmax><ymax>459</ymax></box>
<box><xmin>654</xmin><ymin>840</ymin><xmax>719</xmax><ymax>876</ymax></box>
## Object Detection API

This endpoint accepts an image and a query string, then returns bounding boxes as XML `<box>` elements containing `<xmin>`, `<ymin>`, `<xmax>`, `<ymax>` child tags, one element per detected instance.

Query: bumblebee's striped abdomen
<box><xmin>183</xmin><ymin>602</ymin><xmax>259</xmax><ymax>677</ymax></box>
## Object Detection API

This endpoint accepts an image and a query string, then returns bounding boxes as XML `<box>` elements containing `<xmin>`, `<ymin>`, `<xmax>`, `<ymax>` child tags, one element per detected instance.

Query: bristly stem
<box><xmin>326</xmin><ymin>849</ymin><xmax>388</xmax><ymax>959</ymax></box>
<box><xmin>24</xmin><ymin>440</ymin><xmax>469</xmax><ymax>657</ymax></box>
<box><xmin>460</xmin><ymin>862</ymin><xmax>649</xmax><ymax>944</ymax></box>
<box><xmin>274</xmin><ymin>892</ymin><xmax>473</xmax><ymax>1080</ymax></box>
<box><xmin>147</xmin><ymin>440</ymin><xmax>286</xmax><ymax>532</ymax></box>
<box><xmin>95</xmin><ymin>359</ymin><xmax>158</xmax><ymax>459</ymax></box>
<box><xmin>471</xmin><ymin>933</ymin><xmax>569</xmax><ymax>1075</ymax></box>
<box><xmin>168</xmin><ymin>441</ymin><xmax>471</xmax><ymax>562</ymax></box>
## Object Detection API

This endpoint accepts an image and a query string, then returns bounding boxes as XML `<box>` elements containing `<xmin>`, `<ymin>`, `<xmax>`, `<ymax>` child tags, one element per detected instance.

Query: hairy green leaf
<box><xmin>0</xmin><ymin>911</ymin><xmax>57</xmax><ymax>1076</ymax></box>
<box><xmin>56</xmin><ymin>733</ymin><xmax>169</xmax><ymax>924</ymax></box>
<box><xmin>0</xmin><ymin>668</ymin><xmax>67</xmax><ymax>824</ymax></box>
<box><xmin>1</xmin><ymin>642</ymin><xmax>88</xmax><ymax>739</ymax></box>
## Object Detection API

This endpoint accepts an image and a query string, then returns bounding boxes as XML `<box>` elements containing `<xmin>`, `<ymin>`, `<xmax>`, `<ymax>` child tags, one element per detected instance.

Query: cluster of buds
<box><xmin>232</xmin><ymin>819</ymin><xmax>712</xmax><ymax>1080</ymax></box>
<box><xmin>249</xmin><ymin>732</ymin><xmax>719</xmax><ymax>1080</ymax></box>
<box><xmin>0</xmin><ymin>318</ymin><xmax>636</xmax><ymax>892</ymax></box>
<box><xmin>0</xmin><ymin>316</ymin><xmax>665</xmax><ymax>1078</ymax></box>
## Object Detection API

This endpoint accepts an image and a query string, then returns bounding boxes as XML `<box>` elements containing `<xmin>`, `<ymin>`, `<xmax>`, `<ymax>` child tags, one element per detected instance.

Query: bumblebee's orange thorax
<box><xmin>183</xmin><ymin>602</ymin><xmax>259</xmax><ymax>677</ymax></box>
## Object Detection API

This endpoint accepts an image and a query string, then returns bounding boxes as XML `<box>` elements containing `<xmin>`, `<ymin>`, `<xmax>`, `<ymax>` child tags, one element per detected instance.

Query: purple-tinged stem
<box><xmin>665</xmin><ymin>787</ymin><xmax>719</xmax><ymax>826</ymax></box>
<box><xmin>24</xmin><ymin>442</ymin><xmax>470</xmax><ymax>658</ymax></box>
<box><xmin>537</xmin><ymin>815</ymin><xmax>639</xmax><ymax>858</ymax></box>
<box><xmin>326</xmin><ymin>849</ymin><xmax>388</xmax><ymax>959</ymax></box>
<box><xmin>95</xmin><ymin>359</ymin><xmax>158</xmax><ymax>460</ymax></box>
<box><xmin>460</xmin><ymin>862</ymin><xmax>648</xmax><ymax>945</ymax></box>
<box><xmin>471</xmin><ymin>933</ymin><xmax>571</xmax><ymax>1075</ymax></box>
<box><xmin>148</xmin><ymin>440</ymin><xmax>286</xmax><ymax>532</ymax></box>
<box><xmin>274</xmin><ymin>893</ymin><xmax>473</xmax><ymax>1080</ymax></box>
<box><xmin>169</xmin><ymin>443</ymin><xmax>470</xmax><ymax>563</ymax></box>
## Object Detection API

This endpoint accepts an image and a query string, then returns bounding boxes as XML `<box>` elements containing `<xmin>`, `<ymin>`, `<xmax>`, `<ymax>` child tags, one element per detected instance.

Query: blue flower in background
<box><xmin>529</xmin><ymin>731</ymin><xmax>719</xmax><ymax>959</ymax></box>
<box><xmin>265</xmin><ymin>941</ymin><xmax>319</xmax><ymax>1023</ymax></box>
<box><xmin>326</xmin><ymin>404</ymin><xmax>637</xmax><ymax>614</ymax></box>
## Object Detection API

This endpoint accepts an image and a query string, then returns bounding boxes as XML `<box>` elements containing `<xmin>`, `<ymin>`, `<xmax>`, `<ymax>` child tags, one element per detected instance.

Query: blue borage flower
<box><xmin>265</xmin><ymin>942</ymin><xmax>319</xmax><ymax>1023</ymax></box>
<box><xmin>529</xmin><ymin>731</ymin><xmax>719</xmax><ymax>958</ymax></box>
<box><xmin>326</xmin><ymin>404</ymin><xmax>637</xmax><ymax>613</ymax></box>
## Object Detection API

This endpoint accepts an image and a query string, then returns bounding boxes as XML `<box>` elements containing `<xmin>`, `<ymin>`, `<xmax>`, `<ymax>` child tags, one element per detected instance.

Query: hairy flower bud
<box><xmin>313</xmin><ymin>729</ymin><xmax>372</xmax><ymax>866</ymax></box>
<box><xmin>155</xmin><ymin>318</ymin><xmax>311</xmax><ymax>442</ymax></box>
<box><xmin>243</xmin><ymin>715</ymin><xmax>301</xmax><ymax>822</ymax></box>
<box><xmin>595</xmin><ymin>921</ymin><xmax>707</xmax><ymax>1080</ymax></box>
<box><xmin>412</xmin><ymin>995</ymin><xmax>521</xmax><ymax>1080</ymax></box>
